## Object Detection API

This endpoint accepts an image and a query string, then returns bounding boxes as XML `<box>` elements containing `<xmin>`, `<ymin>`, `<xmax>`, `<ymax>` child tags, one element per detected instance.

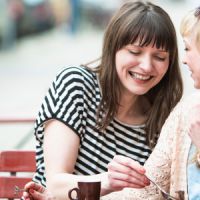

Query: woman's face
<box><xmin>115</xmin><ymin>41</ymin><xmax>169</xmax><ymax>96</ymax></box>
<box><xmin>182</xmin><ymin>34</ymin><xmax>200</xmax><ymax>89</ymax></box>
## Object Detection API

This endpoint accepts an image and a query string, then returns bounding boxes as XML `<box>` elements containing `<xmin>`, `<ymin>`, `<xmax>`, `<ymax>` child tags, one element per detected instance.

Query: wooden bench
<box><xmin>0</xmin><ymin>150</ymin><xmax>36</xmax><ymax>199</ymax></box>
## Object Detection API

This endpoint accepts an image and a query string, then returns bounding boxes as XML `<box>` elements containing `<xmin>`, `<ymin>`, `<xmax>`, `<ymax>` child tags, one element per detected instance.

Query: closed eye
<box><xmin>128</xmin><ymin>50</ymin><xmax>140</xmax><ymax>55</ymax></box>
<box><xmin>155</xmin><ymin>56</ymin><xmax>166</xmax><ymax>61</ymax></box>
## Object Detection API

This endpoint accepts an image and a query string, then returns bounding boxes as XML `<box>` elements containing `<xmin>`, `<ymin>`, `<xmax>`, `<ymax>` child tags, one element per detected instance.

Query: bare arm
<box><xmin>23</xmin><ymin>118</ymin><xmax>150</xmax><ymax>200</ymax></box>
<box><xmin>44</xmin><ymin>119</ymin><xmax>150</xmax><ymax>199</ymax></box>
<box><xmin>44</xmin><ymin>119</ymin><xmax>110</xmax><ymax>200</ymax></box>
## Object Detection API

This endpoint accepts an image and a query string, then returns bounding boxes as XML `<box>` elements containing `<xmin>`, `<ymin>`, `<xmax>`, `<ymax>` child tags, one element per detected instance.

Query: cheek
<box><xmin>153</xmin><ymin>64</ymin><xmax>169</xmax><ymax>85</ymax></box>
<box><xmin>195</xmin><ymin>54</ymin><xmax>200</xmax><ymax>69</ymax></box>
<box><xmin>194</xmin><ymin>74</ymin><xmax>200</xmax><ymax>89</ymax></box>
<box><xmin>115</xmin><ymin>54</ymin><xmax>122</xmax><ymax>77</ymax></box>
<box><xmin>195</xmin><ymin>64</ymin><xmax>200</xmax><ymax>81</ymax></box>
<box><xmin>159</xmin><ymin>63</ymin><xmax>169</xmax><ymax>77</ymax></box>
<box><xmin>188</xmin><ymin>53</ymin><xmax>196</xmax><ymax>66</ymax></box>
<box><xmin>115</xmin><ymin>51</ymin><xmax>125</xmax><ymax>71</ymax></box>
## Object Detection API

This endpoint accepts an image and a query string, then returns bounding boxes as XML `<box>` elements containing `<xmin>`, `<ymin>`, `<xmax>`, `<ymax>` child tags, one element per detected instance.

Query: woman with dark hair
<box><xmin>22</xmin><ymin>1</ymin><xmax>182</xmax><ymax>199</ymax></box>
<box><xmin>103</xmin><ymin>5</ymin><xmax>200</xmax><ymax>200</ymax></box>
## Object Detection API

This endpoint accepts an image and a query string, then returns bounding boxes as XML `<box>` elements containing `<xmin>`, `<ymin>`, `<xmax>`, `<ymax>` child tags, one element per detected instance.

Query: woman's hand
<box><xmin>22</xmin><ymin>182</ymin><xmax>52</xmax><ymax>200</ymax></box>
<box><xmin>105</xmin><ymin>155</ymin><xmax>150</xmax><ymax>193</ymax></box>
<box><xmin>188</xmin><ymin>104</ymin><xmax>200</xmax><ymax>149</ymax></box>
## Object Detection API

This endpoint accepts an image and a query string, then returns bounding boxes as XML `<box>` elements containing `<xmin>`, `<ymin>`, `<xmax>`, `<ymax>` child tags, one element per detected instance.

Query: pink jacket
<box><xmin>102</xmin><ymin>93</ymin><xmax>200</xmax><ymax>200</ymax></box>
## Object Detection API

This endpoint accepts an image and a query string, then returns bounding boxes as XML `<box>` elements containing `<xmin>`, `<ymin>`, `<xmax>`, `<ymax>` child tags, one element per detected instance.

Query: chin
<box><xmin>194</xmin><ymin>83</ymin><xmax>200</xmax><ymax>89</ymax></box>
<box><xmin>128</xmin><ymin>86</ymin><xmax>152</xmax><ymax>95</ymax></box>
<box><xmin>134</xmin><ymin>90</ymin><xmax>150</xmax><ymax>95</ymax></box>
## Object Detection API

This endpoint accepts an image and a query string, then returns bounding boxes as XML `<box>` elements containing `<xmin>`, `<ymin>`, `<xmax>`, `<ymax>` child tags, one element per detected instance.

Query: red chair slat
<box><xmin>0</xmin><ymin>177</ymin><xmax>32</xmax><ymax>198</ymax></box>
<box><xmin>0</xmin><ymin>150</ymin><xmax>36</xmax><ymax>199</ymax></box>
<box><xmin>0</xmin><ymin>151</ymin><xmax>36</xmax><ymax>172</ymax></box>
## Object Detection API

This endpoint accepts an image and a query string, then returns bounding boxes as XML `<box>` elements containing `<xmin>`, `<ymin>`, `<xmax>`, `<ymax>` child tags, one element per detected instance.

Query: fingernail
<box><xmin>139</xmin><ymin>169</ymin><xmax>145</xmax><ymax>174</ymax></box>
<box><xmin>145</xmin><ymin>179</ymin><xmax>150</xmax><ymax>185</ymax></box>
<box><xmin>29</xmin><ymin>189</ymin><xmax>34</xmax><ymax>194</ymax></box>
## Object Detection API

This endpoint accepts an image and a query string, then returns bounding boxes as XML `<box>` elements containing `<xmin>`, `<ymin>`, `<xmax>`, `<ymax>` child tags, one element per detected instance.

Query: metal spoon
<box><xmin>14</xmin><ymin>185</ymin><xmax>25</xmax><ymax>195</ymax></box>
<box><xmin>147</xmin><ymin>176</ymin><xmax>179</xmax><ymax>200</ymax></box>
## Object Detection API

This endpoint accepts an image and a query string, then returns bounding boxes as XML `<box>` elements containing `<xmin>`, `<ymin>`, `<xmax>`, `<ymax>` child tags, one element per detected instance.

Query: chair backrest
<box><xmin>0</xmin><ymin>150</ymin><xmax>36</xmax><ymax>199</ymax></box>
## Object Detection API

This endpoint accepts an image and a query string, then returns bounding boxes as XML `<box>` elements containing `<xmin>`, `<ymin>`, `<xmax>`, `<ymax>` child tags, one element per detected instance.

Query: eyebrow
<box><xmin>156</xmin><ymin>50</ymin><xmax>168</xmax><ymax>53</ymax></box>
<box><xmin>127</xmin><ymin>45</ymin><xmax>168</xmax><ymax>53</ymax></box>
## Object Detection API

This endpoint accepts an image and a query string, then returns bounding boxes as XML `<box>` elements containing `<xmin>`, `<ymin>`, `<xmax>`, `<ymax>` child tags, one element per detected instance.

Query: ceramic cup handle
<box><xmin>68</xmin><ymin>187</ymin><xmax>80</xmax><ymax>200</ymax></box>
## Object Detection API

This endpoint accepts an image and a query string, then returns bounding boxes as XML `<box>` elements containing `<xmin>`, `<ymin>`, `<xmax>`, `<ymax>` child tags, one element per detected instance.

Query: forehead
<box><xmin>127</xmin><ymin>31</ymin><xmax>171</xmax><ymax>52</ymax></box>
<box><xmin>183</xmin><ymin>35</ymin><xmax>200</xmax><ymax>55</ymax></box>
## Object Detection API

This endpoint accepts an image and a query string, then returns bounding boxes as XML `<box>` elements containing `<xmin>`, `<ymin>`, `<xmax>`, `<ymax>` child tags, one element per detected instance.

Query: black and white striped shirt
<box><xmin>33</xmin><ymin>66</ymin><xmax>152</xmax><ymax>186</ymax></box>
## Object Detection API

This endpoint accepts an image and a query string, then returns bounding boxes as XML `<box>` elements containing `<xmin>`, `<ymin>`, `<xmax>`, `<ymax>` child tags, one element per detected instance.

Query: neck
<box><xmin>116</xmin><ymin>95</ymin><xmax>149</xmax><ymax>125</ymax></box>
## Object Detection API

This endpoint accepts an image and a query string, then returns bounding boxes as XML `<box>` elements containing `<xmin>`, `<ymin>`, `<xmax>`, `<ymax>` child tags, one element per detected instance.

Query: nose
<box><xmin>140</xmin><ymin>55</ymin><xmax>153</xmax><ymax>73</ymax></box>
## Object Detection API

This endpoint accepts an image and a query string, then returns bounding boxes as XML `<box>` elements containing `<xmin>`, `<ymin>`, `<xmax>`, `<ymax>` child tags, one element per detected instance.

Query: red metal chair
<box><xmin>0</xmin><ymin>150</ymin><xmax>36</xmax><ymax>199</ymax></box>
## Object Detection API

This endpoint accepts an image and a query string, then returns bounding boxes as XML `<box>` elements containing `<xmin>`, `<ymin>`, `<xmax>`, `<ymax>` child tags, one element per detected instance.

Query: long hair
<box><xmin>85</xmin><ymin>0</ymin><xmax>183</xmax><ymax>148</ymax></box>
<box><xmin>180</xmin><ymin>6</ymin><xmax>200</xmax><ymax>167</ymax></box>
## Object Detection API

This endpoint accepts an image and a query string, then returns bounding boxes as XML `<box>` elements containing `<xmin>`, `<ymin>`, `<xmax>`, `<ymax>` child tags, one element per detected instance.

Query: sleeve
<box><xmin>34</xmin><ymin>67</ymin><xmax>85</xmax><ymax>142</ymax></box>
<box><xmin>101</xmin><ymin>101</ymin><xmax>183</xmax><ymax>200</ymax></box>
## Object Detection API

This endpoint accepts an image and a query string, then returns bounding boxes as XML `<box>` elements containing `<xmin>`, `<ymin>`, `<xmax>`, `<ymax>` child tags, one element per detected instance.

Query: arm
<box><xmin>44</xmin><ymin>119</ymin><xmax>149</xmax><ymax>199</ymax></box>
<box><xmin>43</xmin><ymin>119</ymin><xmax>110</xmax><ymax>200</ymax></box>
<box><xmin>44</xmin><ymin>119</ymin><xmax>79</xmax><ymax>199</ymax></box>
<box><xmin>22</xmin><ymin>119</ymin><xmax>149</xmax><ymax>200</ymax></box>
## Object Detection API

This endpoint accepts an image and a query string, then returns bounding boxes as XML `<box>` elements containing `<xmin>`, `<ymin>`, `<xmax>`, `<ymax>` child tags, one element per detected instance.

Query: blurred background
<box><xmin>0</xmin><ymin>0</ymin><xmax>199</xmax><ymax>150</ymax></box>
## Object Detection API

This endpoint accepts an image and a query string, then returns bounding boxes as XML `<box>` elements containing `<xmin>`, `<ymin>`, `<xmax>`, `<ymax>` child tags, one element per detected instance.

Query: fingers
<box><xmin>24</xmin><ymin>182</ymin><xmax>46</xmax><ymax>193</ymax></box>
<box><xmin>107</xmin><ymin>155</ymin><xmax>150</xmax><ymax>191</ymax></box>
<box><xmin>22</xmin><ymin>181</ymin><xmax>46</xmax><ymax>200</ymax></box>
<box><xmin>107</xmin><ymin>170</ymin><xmax>148</xmax><ymax>189</ymax></box>
<box><xmin>113</xmin><ymin>155</ymin><xmax>146</xmax><ymax>174</ymax></box>
<box><xmin>107</xmin><ymin>177</ymin><xmax>145</xmax><ymax>191</ymax></box>
<box><xmin>28</xmin><ymin>189</ymin><xmax>47</xmax><ymax>200</ymax></box>
<box><xmin>22</xmin><ymin>191</ymin><xmax>31</xmax><ymax>200</ymax></box>
<box><xmin>23</xmin><ymin>190</ymin><xmax>46</xmax><ymax>200</ymax></box>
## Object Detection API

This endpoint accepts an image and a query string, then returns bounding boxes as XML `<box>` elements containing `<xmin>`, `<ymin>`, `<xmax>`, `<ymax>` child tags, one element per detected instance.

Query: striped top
<box><xmin>33</xmin><ymin>66</ymin><xmax>152</xmax><ymax>186</ymax></box>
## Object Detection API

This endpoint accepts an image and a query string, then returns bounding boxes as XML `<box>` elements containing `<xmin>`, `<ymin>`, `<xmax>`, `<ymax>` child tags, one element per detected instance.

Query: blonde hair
<box><xmin>180</xmin><ymin>7</ymin><xmax>200</xmax><ymax>51</ymax></box>
<box><xmin>181</xmin><ymin>7</ymin><xmax>200</xmax><ymax>168</ymax></box>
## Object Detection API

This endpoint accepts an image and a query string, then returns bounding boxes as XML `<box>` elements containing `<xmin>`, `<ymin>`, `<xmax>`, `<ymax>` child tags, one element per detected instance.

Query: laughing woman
<box><xmin>22</xmin><ymin>1</ymin><xmax>183</xmax><ymax>199</ymax></box>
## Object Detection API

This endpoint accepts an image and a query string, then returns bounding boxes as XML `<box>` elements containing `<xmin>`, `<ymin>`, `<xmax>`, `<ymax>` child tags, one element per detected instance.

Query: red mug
<box><xmin>68</xmin><ymin>181</ymin><xmax>101</xmax><ymax>200</ymax></box>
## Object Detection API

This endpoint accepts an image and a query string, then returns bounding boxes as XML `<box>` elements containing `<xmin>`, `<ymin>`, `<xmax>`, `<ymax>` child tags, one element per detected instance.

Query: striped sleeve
<box><xmin>35</xmin><ymin>67</ymin><xmax>85</xmax><ymax>142</ymax></box>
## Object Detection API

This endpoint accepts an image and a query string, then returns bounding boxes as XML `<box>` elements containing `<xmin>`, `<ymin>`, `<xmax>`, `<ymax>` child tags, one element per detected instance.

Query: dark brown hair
<box><xmin>85</xmin><ymin>0</ymin><xmax>183</xmax><ymax>148</ymax></box>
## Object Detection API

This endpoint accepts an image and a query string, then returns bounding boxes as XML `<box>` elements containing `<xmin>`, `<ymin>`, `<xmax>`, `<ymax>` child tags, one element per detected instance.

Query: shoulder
<box><xmin>56</xmin><ymin>66</ymin><xmax>95</xmax><ymax>80</ymax></box>
<box><xmin>53</xmin><ymin>66</ymin><xmax>97</xmax><ymax>87</ymax></box>
<box><xmin>165</xmin><ymin>92</ymin><xmax>200</xmax><ymax>132</ymax></box>
<box><xmin>181</xmin><ymin>92</ymin><xmax>200</xmax><ymax>107</ymax></box>
<box><xmin>174</xmin><ymin>92</ymin><xmax>200</xmax><ymax>116</ymax></box>
<box><xmin>170</xmin><ymin>92</ymin><xmax>200</xmax><ymax>112</ymax></box>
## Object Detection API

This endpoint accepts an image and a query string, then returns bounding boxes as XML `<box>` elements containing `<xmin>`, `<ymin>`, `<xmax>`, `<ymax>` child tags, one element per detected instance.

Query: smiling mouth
<box><xmin>129</xmin><ymin>71</ymin><xmax>152</xmax><ymax>81</ymax></box>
